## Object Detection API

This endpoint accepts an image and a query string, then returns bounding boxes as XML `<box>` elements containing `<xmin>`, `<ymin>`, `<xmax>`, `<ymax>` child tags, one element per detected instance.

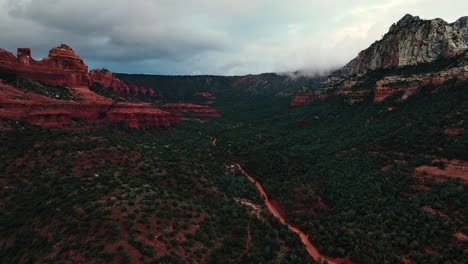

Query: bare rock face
<box><xmin>344</xmin><ymin>15</ymin><xmax>468</xmax><ymax>76</ymax></box>
<box><xmin>0</xmin><ymin>44</ymin><xmax>89</xmax><ymax>87</ymax></box>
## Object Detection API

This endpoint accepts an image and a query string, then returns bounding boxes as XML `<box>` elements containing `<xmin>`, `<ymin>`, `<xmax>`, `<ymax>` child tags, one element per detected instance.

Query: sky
<box><xmin>0</xmin><ymin>0</ymin><xmax>467</xmax><ymax>75</ymax></box>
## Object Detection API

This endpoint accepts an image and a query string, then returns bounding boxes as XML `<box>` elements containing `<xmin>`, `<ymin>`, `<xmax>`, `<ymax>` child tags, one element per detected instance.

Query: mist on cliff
<box><xmin>1</xmin><ymin>0</ymin><xmax>467</xmax><ymax>75</ymax></box>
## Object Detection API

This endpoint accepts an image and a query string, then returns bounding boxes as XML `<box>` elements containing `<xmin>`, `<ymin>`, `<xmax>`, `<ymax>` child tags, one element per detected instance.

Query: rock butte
<box><xmin>0</xmin><ymin>45</ymin><xmax>89</xmax><ymax>87</ymax></box>
<box><xmin>0</xmin><ymin>45</ymin><xmax>219</xmax><ymax>129</ymax></box>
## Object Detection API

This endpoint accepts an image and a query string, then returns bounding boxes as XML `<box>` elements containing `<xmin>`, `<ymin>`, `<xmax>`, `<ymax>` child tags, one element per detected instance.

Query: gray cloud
<box><xmin>1</xmin><ymin>0</ymin><xmax>467</xmax><ymax>75</ymax></box>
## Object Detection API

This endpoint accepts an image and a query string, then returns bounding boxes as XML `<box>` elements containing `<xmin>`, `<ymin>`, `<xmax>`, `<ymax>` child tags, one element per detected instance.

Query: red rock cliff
<box><xmin>0</xmin><ymin>44</ymin><xmax>89</xmax><ymax>87</ymax></box>
<box><xmin>0</xmin><ymin>45</ymin><xmax>178</xmax><ymax>129</ymax></box>
<box><xmin>0</xmin><ymin>81</ymin><xmax>178</xmax><ymax>129</ymax></box>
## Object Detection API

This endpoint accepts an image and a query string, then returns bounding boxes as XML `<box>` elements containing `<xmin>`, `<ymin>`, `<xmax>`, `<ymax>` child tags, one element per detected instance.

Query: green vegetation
<box><xmin>90</xmin><ymin>82</ymin><xmax>126</xmax><ymax>102</ymax></box>
<box><xmin>0</xmin><ymin>54</ymin><xmax>467</xmax><ymax>263</ymax></box>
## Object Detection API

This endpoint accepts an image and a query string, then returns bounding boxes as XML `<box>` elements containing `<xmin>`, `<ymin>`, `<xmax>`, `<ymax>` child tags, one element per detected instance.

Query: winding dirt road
<box><xmin>233</xmin><ymin>163</ymin><xmax>351</xmax><ymax>264</ymax></box>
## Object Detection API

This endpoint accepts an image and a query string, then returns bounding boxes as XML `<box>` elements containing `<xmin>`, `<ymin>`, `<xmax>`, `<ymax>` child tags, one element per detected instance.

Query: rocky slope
<box><xmin>343</xmin><ymin>14</ymin><xmax>468</xmax><ymax>76</ymax></box>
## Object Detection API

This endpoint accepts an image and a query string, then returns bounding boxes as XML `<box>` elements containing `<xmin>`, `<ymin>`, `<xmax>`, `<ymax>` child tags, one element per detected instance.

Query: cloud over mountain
<box><xmin>1</xmin><ymin>0</ymin><xmax>467</xmax><ymax>75</ymax></box>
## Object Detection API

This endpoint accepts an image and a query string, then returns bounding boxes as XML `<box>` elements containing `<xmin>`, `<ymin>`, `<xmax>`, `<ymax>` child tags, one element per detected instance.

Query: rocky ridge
<box><xmin>292</xmin><ymin>15</ymin><xmax>468</xmax><ymax>106</ymax></box>
<box><xmin>344</xmin><ymin>14</ymin><xmax>468</xmax><ymax>75</ymax></box>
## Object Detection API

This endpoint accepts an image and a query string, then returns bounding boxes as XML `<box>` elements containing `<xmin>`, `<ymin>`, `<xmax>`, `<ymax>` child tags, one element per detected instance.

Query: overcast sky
<box><xmin>1</xmin><ymin>0</ymin><xmax>466</xmax><ymax>75</ymax></box>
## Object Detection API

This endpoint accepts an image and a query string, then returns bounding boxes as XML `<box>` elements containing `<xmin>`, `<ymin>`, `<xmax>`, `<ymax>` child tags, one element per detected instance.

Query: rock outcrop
<box><xmin>0</xmin><ymin>44</ymin><xmax>89</xmax><ymax>87</ymax></box>
<box><xmin>373</xmin><ymin>65</ymin><xmax>468</xmax><ymax>102</ymax></box>
<box><xmin>344</xmin><ymin>15</ymin><xmax>468</xmax><ymax>76</ymax></box>
<box><xmin>290</xmin><ymin>93</ymin><xmax>315</xmax><ymax>107</ymax></box>
<box><xmin>106</xmin><ymin>103</ymin><xmax>179</xmax><ymax>128</ymax></box>
<box><xmin>89</xmin><ymin>69</ymin><xmax>156</xmax><ymax>97</ymax></box>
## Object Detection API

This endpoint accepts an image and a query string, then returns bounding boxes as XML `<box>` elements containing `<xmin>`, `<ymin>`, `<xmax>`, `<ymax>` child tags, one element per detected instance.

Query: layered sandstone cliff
<box><xmin>0</xmin><ymin>44</ymin><xmax>89</xmax><ymax>87</ymax></box>
<box><xmin>0</xmin><ymin>81</ymin><xmax>178</xmax><ymax>129</ymax></box>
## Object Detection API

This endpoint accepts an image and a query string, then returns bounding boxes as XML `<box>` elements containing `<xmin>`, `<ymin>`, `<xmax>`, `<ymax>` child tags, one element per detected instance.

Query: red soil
<box><xmin>414</xmin><ymin>159</ymin><xmax>468</xmax><ymax>182</ymax></box>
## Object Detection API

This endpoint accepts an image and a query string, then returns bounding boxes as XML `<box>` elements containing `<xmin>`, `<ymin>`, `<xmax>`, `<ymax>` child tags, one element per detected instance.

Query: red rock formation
<box><xmin>193</xmin><ymin>92</ymin><xmax>216</xmax><ymax>104</ymax></box>
<box><xmin>0</xmin><ymin>44</ymin><xmax>89</xmax><ymax>87</ymax></box>
<box><xmin>291</xmin><ymin>93</ymin><xmax>313</xmax><ymax>106</ymax></box>
<box><xmin>89</xmin><ymin>69</ymin><xmax>156</xmax><ymax>97</ymax></box>
<box><xmin>374</xmin><ymin>66</ymin><xmax>468</xmax><ymax>102</ymax></box>
<box><xmin>107</xmin><ymin>103</ymin><xmax>178</xmax><ymax>128</ymax></box>
<box><xmin>128</xmin><ymin>84</ymin><xmax>139</xmax><ymax>96</ymax></box>
<box><xmin>160</xmin><ymin>103</ymin><xmax>221</xmax><ymax>118</ymax></box>
<box><xmin>0</xmin><ymin>81</ymin><xmax>178</xmax><ymax>129</ymax></box>
<box><xmin>0</xmin><ymin>44</ymin><xmax>219</xmax><ymax>129</ymax></box>
<box><xmin>291</xmin><ymin>91</ymin><xmax>330</xmax><ymax>106</ymax></box>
